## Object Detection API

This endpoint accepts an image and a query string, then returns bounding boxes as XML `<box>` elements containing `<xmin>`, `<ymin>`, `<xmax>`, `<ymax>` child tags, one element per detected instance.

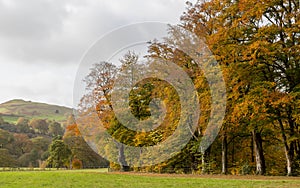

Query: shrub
<box><xmin>72</xmin><ymin>159</ymin><xmax>83</xmax><ymax>169</ymax></box>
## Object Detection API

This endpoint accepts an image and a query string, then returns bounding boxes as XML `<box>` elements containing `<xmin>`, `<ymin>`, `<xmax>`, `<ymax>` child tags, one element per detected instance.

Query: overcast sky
<box><xmin>0</xmin><ymin>0</ymin><xmax>196</xmax><ymax>107</ymax></box>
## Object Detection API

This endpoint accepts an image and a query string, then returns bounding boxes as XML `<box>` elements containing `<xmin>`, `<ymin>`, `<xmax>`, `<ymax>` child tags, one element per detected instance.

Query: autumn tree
<box><xmin>74</xmin><ymin>0</ymin><xmax>299</xmax><ymax>176</ymax></box>
<box><xmin>181</xmin><ymin>0</ymin><xmax>300</xmax><ymax>175</ymax></box>
<box><xmin>146</xmin><ymin>23</ymin><xmax>217</xmax><ymax>173</ymax></box>
<box><xmin>13</xmin><ymin>133</ymin><xmax>32</xmax><ymax>156</ymax></box>
<box><xmin>29</xmin><ymin>119</ymin><xmax>49</xmax><ymax>135</ymax></box>
<box><xmin>64</xmin><ymin>115</ymin><xmax>109</xmax><ymax>168</ymax></box>
<box><xmin>80</xmin><ymin>60</ymin><xmax>135</xmax><ymax>171</ymax></box>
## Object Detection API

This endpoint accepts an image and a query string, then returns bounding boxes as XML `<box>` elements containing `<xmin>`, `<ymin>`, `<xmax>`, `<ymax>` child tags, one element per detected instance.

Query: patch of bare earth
<box><xmin>109</xmin><ymin>172</ymin><xmax>300</xmax><ymax>180</ymax></box>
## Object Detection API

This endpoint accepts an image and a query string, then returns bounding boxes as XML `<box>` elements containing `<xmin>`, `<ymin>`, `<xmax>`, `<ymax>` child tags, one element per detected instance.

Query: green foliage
<box><xmin>64</xmin><ymin>135</ymin><xmax>109</xmax><ymax>168</ymax></box>
<box><xmin>48</xmin><ymin>121</ymin><xmax>64</xmax><ymax>137</ymax></box>
<box><xmin>0</xmin><ymin>149</ymin><xmax>17</xmax><ymax>167</ymax></box>
<box><xmin>1</xmin><ymin>0</ymin><xmax>299</xmax><ymax>177</ymax></box>
<box><xmin>0</xmin><ymin>116</ymin><xmax>5</xmax><ymax>125</ymax></box>
<box><xmin>0</xmin><ymin>129</ymin><xmax>14</xmax><ymax>146</ymax></box>
<box><xmin>17</xmin><ymin>149</ymin><xmax>39</xmax><ymax>167</ymax></box>
<box><xmin>47</xmin><ymin>137</ymin><xmax>72</xmax><ymax>169</ymax></box>
<box><xmin>16</xmin><ymin>117</ymin><xmax>32</xmax><ymax>133</ymax></box>
<box><xmin>0</xmin><ymin>105</ymin><xmax>69</xmax><ymax>169</ymax></box>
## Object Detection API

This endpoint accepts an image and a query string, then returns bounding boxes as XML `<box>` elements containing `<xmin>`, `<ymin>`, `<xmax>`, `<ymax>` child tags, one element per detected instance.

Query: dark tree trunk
<box><xmin>252</xmin><ymin>130</ymin><xmax>266</xmax><ymax>175</ymax></box>
<box><xmin>221</xmin><ymin>133</ymin><xmax>228</xmax><ymax>174</ymax></box>
<box><xmin>231</xmin><ymin>138</ymin><xmax>235</xmax><ymax>168</ymax></box>
<box><xmin>118</xmin><ymin>144</ymin><xmax>129</xmax><ymax>172</ymax></box>
<box><xmin>251</xmin><ymin>134</ymin><xmax>254</xmax><ymax>163</ymax></box>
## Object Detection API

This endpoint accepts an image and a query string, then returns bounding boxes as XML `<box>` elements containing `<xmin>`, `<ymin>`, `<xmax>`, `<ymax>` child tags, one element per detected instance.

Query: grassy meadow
<box><xmin>0</xmin><ymin>170</ymin><xmax>300</xmax><ymax>188</ymax></box>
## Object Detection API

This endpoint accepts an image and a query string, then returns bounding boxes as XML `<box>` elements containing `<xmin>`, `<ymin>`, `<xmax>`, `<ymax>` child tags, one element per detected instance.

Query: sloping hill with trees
<box><xmin>0</xmin><ymin>100</ymin><xmax>108</xmax><ymax>169</ymax></box>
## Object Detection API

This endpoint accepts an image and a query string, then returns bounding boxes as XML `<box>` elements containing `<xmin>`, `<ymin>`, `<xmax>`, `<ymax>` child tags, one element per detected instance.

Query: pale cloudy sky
<box><xmin>0</xmin><ymin>0</ymin><xmax>196</xmax><ymax>107</ymax></box>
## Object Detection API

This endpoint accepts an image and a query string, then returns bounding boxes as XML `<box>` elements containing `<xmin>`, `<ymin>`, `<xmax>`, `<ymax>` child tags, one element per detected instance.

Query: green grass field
<box><xmin>0</xmin><ymin>114</ymin><xmax>20</xmax><ymax>124</ymax></box>
<box><xmin>0</xmin><ymin>170</ymin><xmax>300</xmax><ymax>188</ymax></box>
<box><xmin>0</xmin><ymin>99</ymin><xmax>72</xmax><ymax>124</ymax></box>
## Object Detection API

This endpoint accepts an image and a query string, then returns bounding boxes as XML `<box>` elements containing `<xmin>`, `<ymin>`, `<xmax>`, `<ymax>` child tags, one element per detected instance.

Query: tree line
<box><xmin>76</xmin><ymin>0</ymin><xmax>300</xmax><ymax>176</ymax></box>
<box><xmin>1</xmin><ymin>0</ymin><xmax>298</xmax><ymax>176</ymax></box>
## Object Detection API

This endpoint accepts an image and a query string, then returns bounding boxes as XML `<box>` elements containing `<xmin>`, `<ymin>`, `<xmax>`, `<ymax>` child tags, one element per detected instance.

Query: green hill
<box><xmin>0</xmin><ymin>99</ymin><xmax>73</xmax><ymax>124</ymax></box>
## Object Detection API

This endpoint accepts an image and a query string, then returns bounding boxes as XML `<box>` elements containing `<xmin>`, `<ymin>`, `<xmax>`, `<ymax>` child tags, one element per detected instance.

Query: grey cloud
<box><xmin>0</xmin><ymin>0</ymin><xmax>87</xmax><ymax>64</ymax></box>
<box><xmin>0</xmin><ymin>0</ymin><xmax>189</xmax><ymax>65</ymax></box>
<box><xmin>0</xmin><ymin>0</ymin><xmax>69</xmax><ymax>39</ymax></box>
<box><xmin>0</xmin><ymin>0</ymin><xmax>192</xmax><ymax>107</ymax></box>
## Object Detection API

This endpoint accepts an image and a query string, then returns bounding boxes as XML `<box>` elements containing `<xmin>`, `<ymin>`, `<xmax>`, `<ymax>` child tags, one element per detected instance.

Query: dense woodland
<box><xmin>0</xmin><ymin>0</ymin><xmax>299</xmax><ymax>176</ymax></box>
<box><xmin>76</xmin><ymin>0</ymin><xmax>300</xmax><ymax>176</ymax></box>
<box><xmin>0</xmin><ymin>115</ymin><xmax>108</xmax><ymax>169</ymax></box>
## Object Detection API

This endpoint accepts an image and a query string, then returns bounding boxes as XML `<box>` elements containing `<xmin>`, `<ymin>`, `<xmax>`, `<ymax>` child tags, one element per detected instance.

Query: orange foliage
<box><xmin>64</xmin><ymin>123</ymin><xmax>81</xmax><ymax>137</ymax></box>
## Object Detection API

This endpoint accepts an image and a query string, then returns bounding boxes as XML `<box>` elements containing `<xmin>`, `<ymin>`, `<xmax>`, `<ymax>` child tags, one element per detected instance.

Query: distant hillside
<box><xmin>0</xmin><ymin>99</ymin><xmax>73</xmax><ymax>124</ymax></box>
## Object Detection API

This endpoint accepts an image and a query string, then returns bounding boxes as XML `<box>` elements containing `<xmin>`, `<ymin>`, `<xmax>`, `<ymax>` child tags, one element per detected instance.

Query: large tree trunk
<box><xmin>221</xmin><ymin>133</ymin><xmax>228</xmax><ymax>174</ymax></box>
<box><xmin>201</xmin><ymin>146</ymin><xmax>211</xmax><ymax>174</ymax></box>
<box><xmin>285</xmin><ymin>148</ymin><xmax>293</xmax><ymax>176</ymax></box>
<box><xmin>278</xmin><ymin>118</ymin><xmax>294</xmax><ymax>176</ymax></box>
<box><xmin>118</xmin><ymin>144</ymin><xmax>129</xmax><ymax>172</ymax></box>
<box><xmin>252</xmin><ymin>130</ymin><xmax>266</xmax><ymax>175</ymax></box>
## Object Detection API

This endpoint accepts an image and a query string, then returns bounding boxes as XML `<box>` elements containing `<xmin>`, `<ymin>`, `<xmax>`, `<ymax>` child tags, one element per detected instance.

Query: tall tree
<box><xmin>79</xmin><ymin>61</ymin><xmax>131</xmax><ymax>170</ymax></box>
<box><xmin>47</xmin><ymin>136</ymin><xmax>71</xmax><ymax>169</ymax></box>
<box><xmin>181</xmin><ymin>0</ymin><xmax>300</xmax><ymax>175</ymax></box>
